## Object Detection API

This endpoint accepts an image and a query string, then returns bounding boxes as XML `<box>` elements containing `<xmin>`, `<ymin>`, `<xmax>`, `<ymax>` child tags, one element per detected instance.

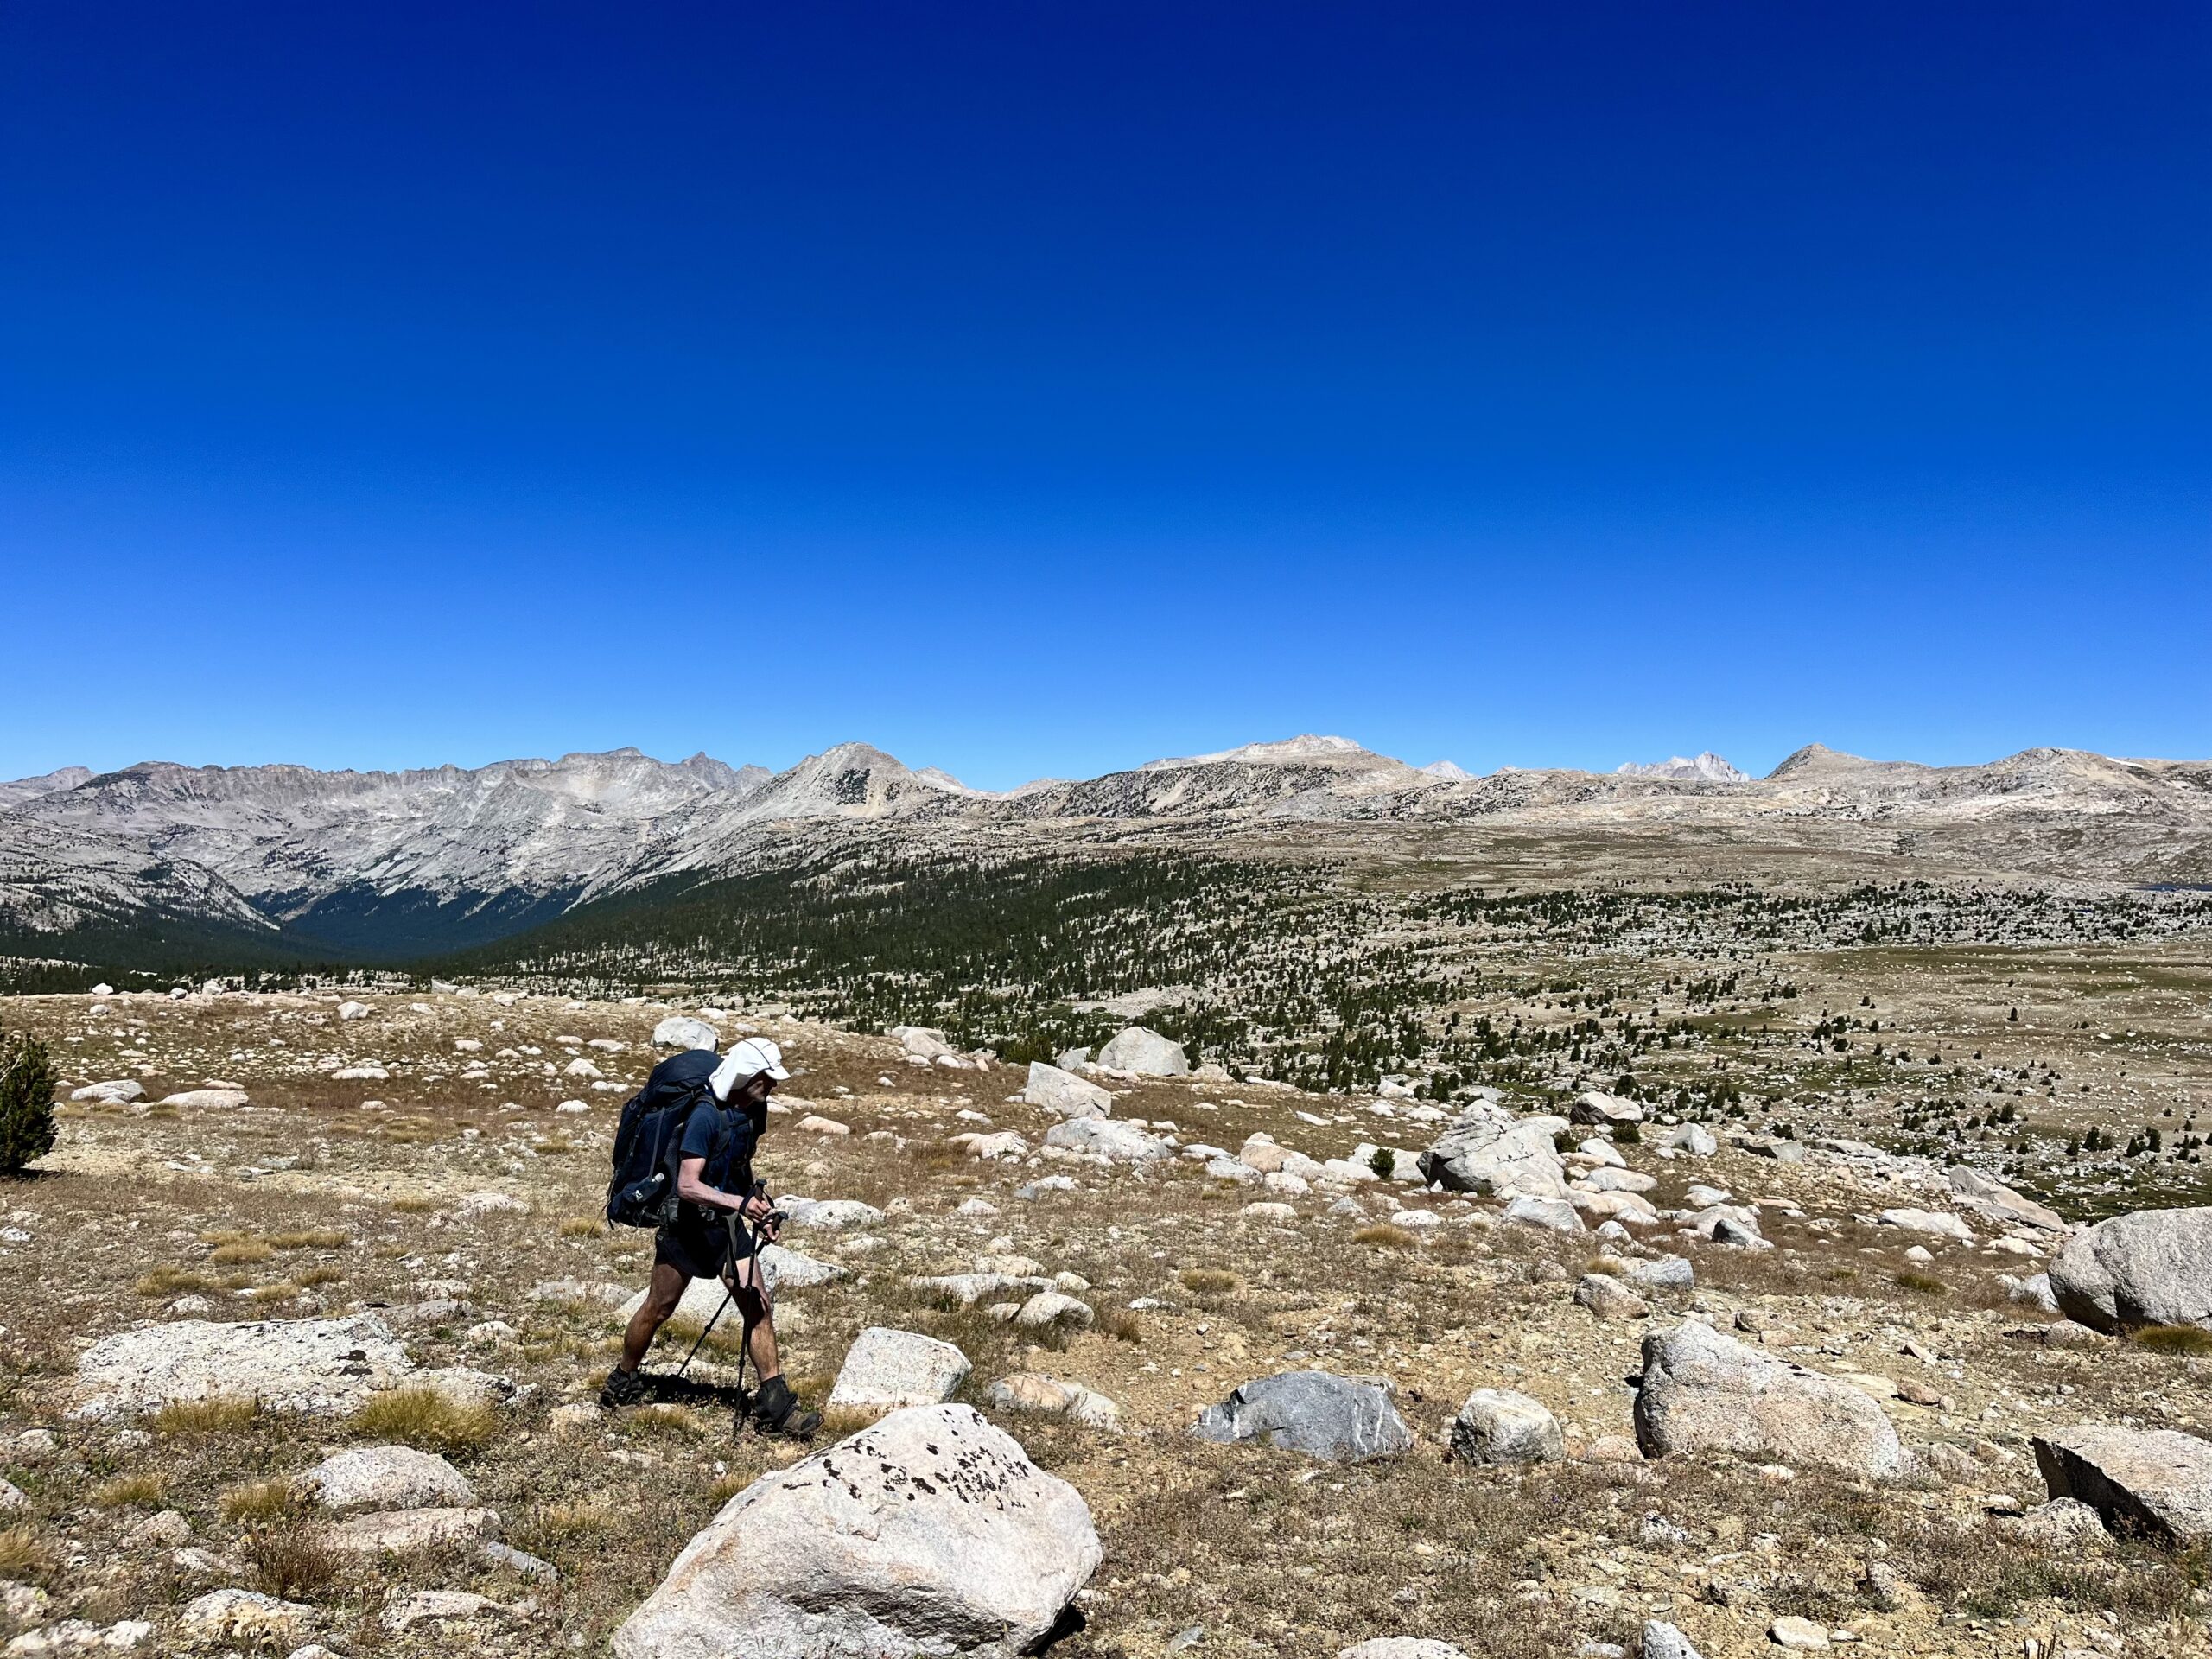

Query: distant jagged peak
<box><xmin>1417</xmin><ymin>760</ymin><xmax>1473</xmax><ymax>781</ymax></box>
<box><xmin>1615</xmin><ymin>752</ymin><xmax>1752</xmax><ymax>785</ymax></box>
<box><xmin>1141</xmin><ymin>734</ymin><xmax>1395</xmax><ymax>771</ymax></box>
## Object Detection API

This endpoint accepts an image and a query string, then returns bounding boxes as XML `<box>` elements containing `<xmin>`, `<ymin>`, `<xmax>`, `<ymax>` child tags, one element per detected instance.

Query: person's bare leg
<box><xmin>729</xmin><ymin>1255</ymin><xmax>782</xmax><ymax>1381</ymax></box>
<box><xmin>620</xmin><ymin>1258</ymin><xmax>690</xmax><ymax>1373</ymax></box>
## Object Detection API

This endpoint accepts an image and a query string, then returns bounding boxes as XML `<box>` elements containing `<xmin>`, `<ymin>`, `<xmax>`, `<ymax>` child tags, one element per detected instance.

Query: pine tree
<box><xmin>0</xmin><ymin>1029</ymin><xmax>58</xmax><ymax>1176</ymax></box>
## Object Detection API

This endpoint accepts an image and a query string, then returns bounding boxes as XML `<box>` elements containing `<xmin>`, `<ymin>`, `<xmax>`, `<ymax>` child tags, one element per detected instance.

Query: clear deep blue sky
<box><xmin>3</xmin><ymin>3</ymin><xmax>2207</xmax><ymax>788</ymax></box>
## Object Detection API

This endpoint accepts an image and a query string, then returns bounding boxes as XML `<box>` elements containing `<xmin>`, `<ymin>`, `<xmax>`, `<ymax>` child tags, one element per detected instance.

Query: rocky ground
<box><xmin>1</xmin><ymin>987</ymin><xmax>2209</xmax><ymax>1657</ymax></box>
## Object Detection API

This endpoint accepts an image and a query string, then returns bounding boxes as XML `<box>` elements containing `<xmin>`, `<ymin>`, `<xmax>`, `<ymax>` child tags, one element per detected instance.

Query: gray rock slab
<box><xmin>1192</xmin><ymin>1370</ymin><xmax>1412</xmax><ymax>1464</ymax></box>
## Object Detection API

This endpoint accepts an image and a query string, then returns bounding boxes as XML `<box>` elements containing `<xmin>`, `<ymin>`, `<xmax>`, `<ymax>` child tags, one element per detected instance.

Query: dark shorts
<box><xmin>653</xmin><ymin>1210</ymin><xmax>757</xmax><ymax>1283</ymax></box>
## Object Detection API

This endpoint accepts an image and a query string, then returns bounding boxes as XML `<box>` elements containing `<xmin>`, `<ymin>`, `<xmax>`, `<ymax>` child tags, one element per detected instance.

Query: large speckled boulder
<box><xmin>2050</xmin><ymin>1207</ymin><xmax>2212</xmax><ymax>1334</ymax></box>
<box><xmin>1192</xmin><ymin>1370</ymin><xmax>1412</xmax><ymax>1464</ymax></box>
<box><xmin>1633</xmin><ymin>1320</ymin><xmax>1904</xmax><ymax>1480</ymax></box>
<box><xmin>612</xmin><ymin>1404</ymin><xmax>1098</xmax><ymax>1659</ymax></box>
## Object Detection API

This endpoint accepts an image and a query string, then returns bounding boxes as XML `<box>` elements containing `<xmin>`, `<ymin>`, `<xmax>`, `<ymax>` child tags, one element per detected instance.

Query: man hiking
<box><xmin>601</xmin><ymin>1035</ymin><xmax>822</xmax><ymax>1437</ymax></box>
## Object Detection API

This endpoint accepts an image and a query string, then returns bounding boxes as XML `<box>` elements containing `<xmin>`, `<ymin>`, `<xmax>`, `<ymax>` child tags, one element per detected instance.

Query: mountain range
<box><xmin>3</xmin><ymin>736</ymin><xmax>2209</xmax><ymax>967</ymax></box>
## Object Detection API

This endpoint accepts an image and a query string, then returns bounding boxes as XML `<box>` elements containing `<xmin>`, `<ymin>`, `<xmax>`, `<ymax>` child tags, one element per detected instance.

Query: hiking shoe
<box><xmin>599</xmin><ymin>1365</ymin><xmax>649</xmax><ymax>1409</ymax></box>
<box><xmin>747</xmin><ymin>1374</ymin><xmax>822</xmax><ymax>1439</ymax></box>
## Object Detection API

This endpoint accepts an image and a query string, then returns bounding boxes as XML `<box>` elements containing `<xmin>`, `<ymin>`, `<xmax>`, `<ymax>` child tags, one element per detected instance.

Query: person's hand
<box><xmin>741</xmin><ymin>1193</ymin><xmax>773</xmax><ymax>1224</ymax></box>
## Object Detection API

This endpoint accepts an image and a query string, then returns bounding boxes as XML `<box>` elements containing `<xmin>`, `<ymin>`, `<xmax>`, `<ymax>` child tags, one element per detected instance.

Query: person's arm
<box><xmin>674</xmin><ymin>1155</ymin><xmax>748</xmax><ymax>1211</ymax></box>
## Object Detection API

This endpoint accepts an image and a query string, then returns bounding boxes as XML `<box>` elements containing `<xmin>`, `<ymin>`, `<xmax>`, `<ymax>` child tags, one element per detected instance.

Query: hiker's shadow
<box><xmin>644</xmin><ymin>1372</ymin><xmax>753</xmax><ymax>1415</ymax></box>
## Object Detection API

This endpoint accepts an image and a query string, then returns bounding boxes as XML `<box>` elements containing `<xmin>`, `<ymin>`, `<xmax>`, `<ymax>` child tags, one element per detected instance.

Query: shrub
<box><xmin>1095</xmin><ymin>1306</ymin><xmax>1145</xmax><ymax>1344</ymax></box>
<box><xmin>248</xmin><ymin>1527</ymin><xmax>340</xmax><ymax>1601</ymax></box>
<box><xmin>1367</xmin><ymin>1146</ymin><xmax>1395</xmax><ymax>1179</ymax></box>
<box><xmin>0</xmin><ymin>1031</ymin><xmax>58</xmax><ymax>1175</ymax></box>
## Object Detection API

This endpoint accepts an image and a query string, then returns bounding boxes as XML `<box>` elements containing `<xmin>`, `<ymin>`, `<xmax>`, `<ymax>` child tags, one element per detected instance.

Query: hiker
<box><xmin>601</xmin><ymin>1035</ymin><xmax>823</xmax><ymax>1436</ymax></box>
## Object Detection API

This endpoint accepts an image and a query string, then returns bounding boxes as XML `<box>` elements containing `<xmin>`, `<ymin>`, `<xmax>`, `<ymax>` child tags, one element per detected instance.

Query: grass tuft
<box><xmin>2132</xmin><ymin>1324</ymin><xmax>2212</xmax><ymax>1357</ymax></box>
<box><xmin>350</xmin><ymin>1387</ymin><xmax>499</xmax><ymax>1452</ymax></box>
<box><xmin>152</xmin><ymin>1396</ymin><xmax>260</xmax><ymax>1436</ymax></box>
<box><xmin>268</xmin><ymin>1228</ymin><xmax>349</xmax><ymax>1250</ymax></box>
<box><xmin>91</xmin><ymin>1471</ymin><xmax>168</xmax><ymax>1510</ymax></box>
<box><xmin>0</xmin><ymin>1526</ymin><xmax>51</xmax><ymax>1580</ymax></box>
<box><xmin>1353</xmin><ymin>1223</ymin><xmax>1417</xmax><ymax>1249</ymax></box>
<box><xmin>249</xmin><ymin>1526</ymin><xmax>340</xmax><ymax>1602</ymax></box>
<box><xmin>1893</xmin><ymin>1270</ymin><xmax>1949</xmax><ymax>1296</ymax></box>
<box><xmin>1095</xmin><ymin>1306</ymin><xmax>1145</xmax><ymax>1344</ymax></box>
<box><xmin>135</xmin><ymin>1265</ymin><xmax>213</xmax><ymax>1298</ymax></box>
<box><xmin>1179</xmin><ymin>1268</ymin><xmax>1242</xmax><ymax>1295</ymax></box>
<box><xmin>557</xmin><ymin>1216</ymin><xmax>606</xmax><ymax>1238</ymax></box>
<box><xmin>221</xmin><ymin>1478</ymin><xmax>300</xmax><ymax>1522</ymax></box>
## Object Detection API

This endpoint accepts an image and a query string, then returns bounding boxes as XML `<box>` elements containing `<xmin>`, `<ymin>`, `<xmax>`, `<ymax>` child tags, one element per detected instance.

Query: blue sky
<box><xmin>3</xmin><ymin>3</ymin><xmax>2206</xmax><ymax>789</ymax></box>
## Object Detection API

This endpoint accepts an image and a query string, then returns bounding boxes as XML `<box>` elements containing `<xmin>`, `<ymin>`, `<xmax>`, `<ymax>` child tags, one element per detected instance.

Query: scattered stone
<box><xmin>1418</xmin><ymin>1103</ymin><xmax>1569</xmax><ymax>1199</ymax></box>
<box><xmin>382</xmin><ymin>1590</ymin><xmax>506</xmax><ymax>1632</ymax></box>
<box><xmin>338</xmin><ymin>1001</ymin><xmax>370</xmax><ymax>1020</ymax></box>
<box><xmin>326</xmin><ymin>1505</ymin><xmax>501</xmax><ymax>1554</ymax></box>
<box><xmin>1946</xmin><ymin>1165</ymin><xmax>2066</xmax><ymax>1233</ymax></box>
<box><xmin>1999</xmin><ymin>1497</ymin><xmax>2107</xmax><ymax>1547</ymax></box>
<box><xmin>1768</xmin><ymin>1615</ymin><xmax>1829</xmax><ymax>1649</ymax></box>
<box><xmin>795</xmin><ymin>1114</ymin><xmax>852</xmax><ymax>1136</ymax></box>
<box><xmin>154</xmin><ymin>1088</ymin><xmax>250</xmax><ymax>1109</ymax></box>
<box><xmin>2050</xmin><ymin>1206</ymin><xmax>2212</xmax><ymax>1334</ymax></box>
<box><xmin>1503</xmin><ymin>1195</ymin><xmax>1585</xmax><ymax>1235</ymax></box>
<box><xmin>1634</xmin><ymin>1320</ymin><xmax>1904</xmax><ymax>1480</ymax></box>
<box><xmin>1656</xmin><ymin>1124</ymin><xmax>1717</xmax><ymax>1156</ymax></box>
<box><xmin>1043</xmin><ymin>1117</ymin><xmax>1172</xmax><ymax>1163</ymax></box>
<box><xmin>1642</xmin><ymin>1622</ymin><xmax>1706</xmax><ymax>1659</ymax></box>
<box><xmin>611</xmin><ymin>1404</ymin><xmax>1098</xmax><ymax>1659</ymax></box>
<box><xmin>1096</xmin><ymin>1027</ymin><xmax>1190</xmax><ymax>1076</ymax></box>
<box><xmin>1449</xmin><ymin>1387</ymin><xmax>1563</xmax><ymax>1465</ymax></box>
<box><xmin>2033</xmin><ymin>1423</ymin><xmax>2212</xmax><ymax>1542</ymax></box>
<box><xmin>1020</xmin><ymin>1061</ymin><xmax>1114</xmax><ymax>1119</ymax></box>
<box><xmin>828</xmin><ymin>1327</ymin><xmax>972</xmax><ymax>1410</ymax></box>
<box><xmin>1570</xmin><ymin>1090</ymin><xmax>1643</xmax><ymax>1126</ymax></box>
<box><xmin>1575</xmin><ymin>1273</ymin><xmax>1650</xmax><ymax>1321</ymax></box>
<box><xmin>782</xmin><ymin>1198</ymin><xmax>884</xmax><ymax>1230</ymax></box>
<box><xmin>177</xmin><ymin>1589</ymin><xmax>315</xmax><ymax>1644</ymax></box>
<box><xmin>1013</xmin><ymin>1292</ymin><xmax>1093</xmax><ymax>1330</ymax></box>
<box><xmin>652</xmin><ymin>1015</ymin><xmax>719</xmax><ymax>1051</ymax></box>
<box><xmin>301</xmin><ymin>1446</ymin><xmax>473</xmax><ymax>1512</ymax></box>
<box><xmin>1192</xmin><ymin>1371</ymin><xmax>1413</xmax><ymax>1463</ymax></box>
<box><xmin>71</xmin><ymin>1314</ymin><xmax>411</xmax><ymax>1418</ymax></box>
<box><xmin>1338</xmin><ymin>1643</ymin><xmax>1468</xmax><ymax>1659</ymax></box>
<box><xmin>986</xmin><ymin>1373</ymin><xmax>1122</xmax><ymax>1429</ymax></box>
<box><xmin>1878</xmin><ymin>1208</ymin><xmax>1974</xmax><ymax>1243</ymax></box>
<box><xmin>67</xmin><ymin>1080</ymin><xmax>143</xmax><ymax>1104</ymax></box>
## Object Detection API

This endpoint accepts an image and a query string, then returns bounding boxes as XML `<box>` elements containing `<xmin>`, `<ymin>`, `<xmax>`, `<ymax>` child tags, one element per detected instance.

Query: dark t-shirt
<box><xmin>673</xmin><ymin>1095</ymin><xmax>763</xmax><ymax>1224</ymax></box>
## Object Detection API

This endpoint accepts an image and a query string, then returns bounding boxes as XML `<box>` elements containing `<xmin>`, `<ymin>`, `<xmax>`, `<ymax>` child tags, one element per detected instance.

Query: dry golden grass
<box><xmin>248</xmin><ymin>1527</ymin><xmax>340</xmax><ymax>1602</ymax></box>
<box><xmin>1894</xmin><ymin>1269</ymin><xmax>1951</xmax><ymax>1296</ymax></box>
<box><xmin>134</xmin><ymin>1265</ymin><xmax>213</xmax><ymax>1297</ymax></box>
<box><xmin>207</xmin><ymin>1240</ymin><xmax>274</xmax><ymax>1266</ymax></box>
<box><xmin>390</xmin><ymin>1195</ymin><xmax>435</xmax><ymax>1214</ymax></box>
<box><xmin>2131</xmin><ymin>1324</ymin><xmax>2212</xmax><ymax>1357</ymax></box>
<box><xmin>349</xmin><ymin>1388</ymin><xmax>499</xmax><ymax>1452</ymax></box>
<box><xmin>0</xmin><ymin>1526</ymin><xmax>51</xmax><ymax>1581</ymax></box>
<box><xmin>91</xmin><ymin>1471</ymin><xmax>168</xmax><ymax>1510</ymax></box>
<box><xmin>1094</xmin><ymin>1306</ymin><xmax>1145</xmax><ymax>1344</ymax></box>
<box><xmin>1352</xmin><ymin>1223</ymin><xmax>1417</xmax><ymax>1249</ymax></box>
<box><xmin>296</xmin><ymin>1265</ymin><xmax>346</xmax><ymax>1288</ymax></box>
<box><xmin>267</xmin><ymin>1228</ymin><xmax>349</xmax><ymax>1250</ymax></box>
<box><xmin>151</xmin><ymin>1396</ymin><xmax>260</xmax><ymax>1436</ymax></box>
<box><xmin>1179</xmin><ymin>1268</ymin><xmax>1242</xmax><ymax>1295</ymax></box>
<box><xmin>221</xmin><ymin>1478</ymin><xmax>300</xmax><ymax>1523</ymax></box>
<box><xmin>558</xmin><ymin>1216</ymin><xmax>607</xmax><ymax>1238</ymax></box>
<box><xmin>528</xmin><ymin>1495</ymin><xmax>618</xmax><ymax>1545</ymax></box>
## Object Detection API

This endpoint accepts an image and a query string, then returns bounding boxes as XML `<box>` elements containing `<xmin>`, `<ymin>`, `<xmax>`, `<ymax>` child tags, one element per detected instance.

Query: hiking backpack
<box><xmin>605</xmin><ymin>1048</ymin><xmax>718</xmax><ymax>1229</ymax></box>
